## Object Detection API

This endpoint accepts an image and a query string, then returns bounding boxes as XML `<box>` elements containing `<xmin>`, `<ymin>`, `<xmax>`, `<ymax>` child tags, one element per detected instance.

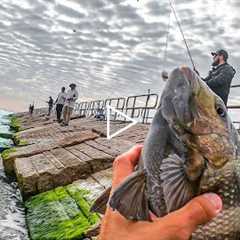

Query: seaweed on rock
<box><xmin>9</xmin><ymin>116</ymin><xmax>21</xmax><ymax>132</ymax></box>
<box><xmin>1</xmin><ymin>147</ymin><xmax>16</xmax><ymax>161</ymax></box>
<box><xmin>25</xmin><ymin>186</ymin><xmax>100</xmax><ymax>240</ymax></box>
<box><xmin>13</xmin><ymin>134</ymin><xmax>28</xmax><ymax>146</ymax></box>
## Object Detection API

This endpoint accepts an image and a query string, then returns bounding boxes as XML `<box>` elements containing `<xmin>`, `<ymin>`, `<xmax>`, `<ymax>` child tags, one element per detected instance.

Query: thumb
<box><xmin>167</xmin><ymin>193</ymin><xmax>222</xmax><ymax>236</ymax></box>
<box><xmin>112</xmin><ymin>145</ymin><xmax>143</xmax><ymax>188</ymax></box>
<box><xmin>151</xmin><ymin>193</ymin><xmax>222</xmax><ymax>240</ymax></box>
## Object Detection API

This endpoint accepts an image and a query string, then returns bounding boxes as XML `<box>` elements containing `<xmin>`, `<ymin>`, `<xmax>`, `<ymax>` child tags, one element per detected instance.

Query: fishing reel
<box><xmin>161</xmin><ymin>70</ymin><xmax>169</xmax><ymax>81</ymax></box>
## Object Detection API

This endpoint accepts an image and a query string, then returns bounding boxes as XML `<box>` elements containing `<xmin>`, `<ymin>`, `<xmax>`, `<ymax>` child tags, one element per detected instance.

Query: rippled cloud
<box><xmin>0</xmin><ymin>0</ymin><xmax>239</xmax><ymax>111</ymax></box>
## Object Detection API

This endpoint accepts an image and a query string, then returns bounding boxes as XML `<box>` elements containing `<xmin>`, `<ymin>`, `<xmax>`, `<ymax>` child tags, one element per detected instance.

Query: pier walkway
<box><xmin>1</xmin><ymin>109</ymin><xmax>149</xmax><ymax>239</ymax></box>
<box><xmin>5</xmin><ymin>111</ymin><xmax>148</xmax><ymax>197</ymax></box>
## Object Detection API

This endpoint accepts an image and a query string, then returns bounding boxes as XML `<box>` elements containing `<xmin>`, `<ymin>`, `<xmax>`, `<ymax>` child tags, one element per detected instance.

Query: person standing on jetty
<box><xmin>61</xmin><ymin>83</ymin><xmax>78</xmax><ymax>126</ymax></box>
<box><xmin>201</xmin><ymin>49</ymin><xmax>236</xmax><ymax>106</ymax></box>
<box><xmin>29</xmin><ymin>104</ymin><xmax>34</xmax><ymax>116</ymax></box>
<box><xmin>46</xmin><ymin>96</ymin><xmax>54</xmax><ymax>116</ymax></box>
<box><xmin>55</xmin><ymin>87</ymin><xmax>66</xmax><ymax>123</ymax></box>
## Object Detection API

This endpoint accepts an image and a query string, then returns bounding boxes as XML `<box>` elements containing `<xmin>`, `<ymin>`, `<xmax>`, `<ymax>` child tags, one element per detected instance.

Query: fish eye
<box><xmin>216</xmin><ymin>106</ymin><xmax>226</xmax><ymax>118</ymax></box>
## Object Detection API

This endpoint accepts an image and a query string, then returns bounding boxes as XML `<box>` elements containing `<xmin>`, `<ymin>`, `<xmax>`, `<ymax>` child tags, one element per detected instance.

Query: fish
<box><xmin>91</xmin><ymin>66</ymin><xmax>240</xmax><ymax>239</ymax></box>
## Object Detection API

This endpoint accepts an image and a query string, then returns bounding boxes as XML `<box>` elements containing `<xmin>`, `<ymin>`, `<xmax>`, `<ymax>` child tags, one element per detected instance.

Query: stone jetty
<box><xmin>1</xmin><ymin>109</ymin><xmax>149</xmax><ymax>239</ymax></box>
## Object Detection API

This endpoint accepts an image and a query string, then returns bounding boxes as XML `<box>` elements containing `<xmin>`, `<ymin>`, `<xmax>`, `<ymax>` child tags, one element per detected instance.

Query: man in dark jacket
<box><xmin>202</xmin><ymin>49</ymin><xmax>236</xmax><ymax>105</ymax></box>
<box><xmin>47</xmin><ymin>96</ymin><xmax>54</xmax><ymax>116</ymax></box>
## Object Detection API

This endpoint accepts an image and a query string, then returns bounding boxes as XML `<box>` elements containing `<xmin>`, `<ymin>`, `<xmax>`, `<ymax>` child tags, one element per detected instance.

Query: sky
<box><xmin>0</xmin><ymin>0</ymin><xmax>239</xmax><ymax>116</ymax></box>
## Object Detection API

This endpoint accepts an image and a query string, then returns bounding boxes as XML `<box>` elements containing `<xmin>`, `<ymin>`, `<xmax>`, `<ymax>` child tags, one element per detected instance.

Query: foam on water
<box><xmin>0</xmin><ymin>110</ymin><xmax>29</xmax><ymax>240</ymax></box>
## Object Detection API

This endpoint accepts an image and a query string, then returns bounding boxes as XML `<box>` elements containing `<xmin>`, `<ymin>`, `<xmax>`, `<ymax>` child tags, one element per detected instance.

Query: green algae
<box><xmin>13</xmin><ymin>134</ymin><xmax>28</xmax><ymax>146</ymax></box>
<box><xmin>9</xmin><ymin>116</ymin><xmax>21</xmax><ymax>132</ymax></box>
<box><xmin>26</xmin><ymin>186</ymin><xmax>100</xmax><ymax>240</ymax></box>
<box><xmin>66</xmin><ymin>185</ymin><xmax>99</xmax><ymax>225</ymax></box>
<box><xmin>18</xmin><ymin>139</ymin><xmax>28</xmax><ymax>146</ymax></box>
<box><xmin>1</xmin><ymin>147</ymin><xmax>17</xmax><ymax>176</ymax></box>
<box><xmin>0</xmin><ymin>132</ymin><xmax>27</xmax><ymax>146</ymax></box>
<box><xmin>1</xmin><ymin>147</ymin><xmax>16</xmax><ymax>160</ymax></box>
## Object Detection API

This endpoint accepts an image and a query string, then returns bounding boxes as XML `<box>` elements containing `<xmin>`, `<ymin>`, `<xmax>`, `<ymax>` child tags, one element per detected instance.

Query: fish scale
<box><xmin>192</xmin><ymin>159</ymin><xmax>240</xmax><ymax>239</ymax></box>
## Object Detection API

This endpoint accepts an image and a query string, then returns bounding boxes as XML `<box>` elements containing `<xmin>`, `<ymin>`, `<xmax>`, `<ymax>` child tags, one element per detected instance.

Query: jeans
<box><xmin>48</xmin><ymin>106</ymin><xmax>53</xmax><ymax>116</ymax></box>
<box><xmin>56</xmin><ymin>104</ymin><xmax>64</xmax><ymax>122</ymax></box>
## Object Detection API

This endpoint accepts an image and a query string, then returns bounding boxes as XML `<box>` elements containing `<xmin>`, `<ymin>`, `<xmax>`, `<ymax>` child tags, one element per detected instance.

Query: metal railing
<box><xmin>87</xmin><ymin>100</ymin><xmax>105</xmax><ymax>117</ymax></box>
<box><xmin>227</xmin><ymin>85</ymin><xmax>240</xmax><ymax>128</ymax></box>
<box><xmin>76</xmin><ymin>101</ymin><xmax>90</xmax><ymax>117</ymax></box>
<box><xmin>74</xmin><ymin>85</ymin><xmax>239</xmax><ymax>126</ymax></box>
<box><xmin>125</xmin><ymin>93</ymin><xmax>159</xmax><ymax>123</ymax></box>
<box><xmin>104</xmin><ymin>97</ymin><xmax>126</xmax><ymax>121</ymax></box>
<box><xmin>75</xmin><ymin>93</ymin><xmax>158</xmax><ymax>124</ymax></box>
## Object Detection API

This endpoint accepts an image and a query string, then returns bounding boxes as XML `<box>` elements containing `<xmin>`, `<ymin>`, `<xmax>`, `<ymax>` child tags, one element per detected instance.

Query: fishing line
<box><xmin>162</xmin><ymin>11</ymin><xmax>171</xmax><ymax>71</ymax></box>
<box><xmin>161</xmin><ymin>11</ymin><xmax>171</xmax><ymax>81</ymax></box>
<box><xmin>168</xmin><ymin>0</ymin><xmax>196</xmax><ymax>70</ymax></box>
<box><xmin>137</xmin><ymin>0</ymin><xmax>196</xmax><ymax>71</ymax></box>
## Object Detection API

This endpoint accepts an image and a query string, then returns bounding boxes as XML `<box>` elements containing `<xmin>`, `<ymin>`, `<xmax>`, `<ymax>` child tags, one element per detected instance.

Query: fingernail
<box><xmin>203</xmin><ymin>193</ymin><xmax>222</xmax><ymax>214</ymax></box>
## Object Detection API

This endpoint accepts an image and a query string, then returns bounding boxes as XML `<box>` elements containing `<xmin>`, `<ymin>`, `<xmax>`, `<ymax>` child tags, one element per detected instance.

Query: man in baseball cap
<box><xmin>211</xmin><ymin>49</ymin><xmax>228</xmax><ymax>62</ymax></box>
<box><xmin>202</xmin><ymin>49</ymin><xmax>235</xmax><ymax>105</ymax></box>
<box><xmin>61</xmin><ymin>83</ymin><xmax>78</xmax><ymax>126</ymax></box>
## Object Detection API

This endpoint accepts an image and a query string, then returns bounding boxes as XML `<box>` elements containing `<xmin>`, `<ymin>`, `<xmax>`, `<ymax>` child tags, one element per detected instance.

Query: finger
<box><xmin>112</xmin><ymin>144</ymin><xmax>143</xmax><ymax>188</ymax></box>
<box><xmin>152</xmin><ymin>193</ymin><xmax>222</xmax><ymax>239</ymax></box>
<box><xmin>179</xmin><ymin>193</ymin><xmax>222</xmax><ymax>232</ymax></box>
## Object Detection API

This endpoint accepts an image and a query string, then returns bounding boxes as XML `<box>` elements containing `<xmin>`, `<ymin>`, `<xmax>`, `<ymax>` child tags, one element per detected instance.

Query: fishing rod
<box><xmin>231</xmin><ymin>84</ymin><xmax>240</xmax><ymax>88</ymax></box>
<box><xmin>162</xmin><ymin>11</ymin><xmax>172</xmax><ymax>81</ymax></box>
<box><xmin>168</xmin><ymin>0</ymin><xmax>196</xmax><ymax>70</ymax></box>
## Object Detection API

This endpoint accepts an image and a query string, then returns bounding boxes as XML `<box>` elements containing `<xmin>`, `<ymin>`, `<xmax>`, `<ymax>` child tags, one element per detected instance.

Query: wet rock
<box><xmin>4</xmin><ymin>130</ymin><xmax>99</xmax><ymax>176</ymax></box>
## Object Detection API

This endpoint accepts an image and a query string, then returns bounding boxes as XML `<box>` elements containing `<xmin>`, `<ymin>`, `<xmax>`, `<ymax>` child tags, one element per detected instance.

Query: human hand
<box><xmin>98</xmin><ymin>145</ymin><xmax>222</xmax><ymax>240</ymax></box>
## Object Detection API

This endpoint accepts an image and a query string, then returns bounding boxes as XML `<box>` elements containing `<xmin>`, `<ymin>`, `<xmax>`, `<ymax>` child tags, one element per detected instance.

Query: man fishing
<box><xmin>46</xmin><ymin>96</ymin><xmax>54</xmax><ymax>116</ymax></box>
<box><xmin>29</xmin><ymin>104</ymin><xmax>34</xmax><ymax>116</ymax></box>
<box><xmin>201</xmin><ymin>49</ymin><xmax>236</xmax><ymax>105</ymax></box>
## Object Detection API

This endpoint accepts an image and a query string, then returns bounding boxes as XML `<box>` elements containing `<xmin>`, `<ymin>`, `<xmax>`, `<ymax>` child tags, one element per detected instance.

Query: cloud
<box><xmin>0</xmin><ymin>0</ymin><xmax>239</xmax><ymax>117</ymax></box>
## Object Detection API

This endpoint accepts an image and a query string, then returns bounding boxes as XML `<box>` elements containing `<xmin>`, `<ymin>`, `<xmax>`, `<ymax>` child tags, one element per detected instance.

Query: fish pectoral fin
<box><xmin>90</xmin><ymin>187</ymin><xmax>111</xmax><ymax>214</ymax></box>
<box><xmin>161</xmin><ymin>154</ymin><xmax>194</xmax><ymax>213</ymax></box>
<box><xmin>109</xmin><ymin>169</ymin><xmax>150</xmax><ymax>221</ymax></box>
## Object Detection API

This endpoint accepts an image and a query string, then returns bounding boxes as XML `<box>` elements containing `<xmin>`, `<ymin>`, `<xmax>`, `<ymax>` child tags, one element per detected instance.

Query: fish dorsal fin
<box><xmin>160</xmin><ymin>154</ymin><xmax>194</xmax><ymax>213</ymax></box>
<box><xmin>109</xmin><ymin>169</ymin><xmax>150</xmax><ymax>221</ymax></box>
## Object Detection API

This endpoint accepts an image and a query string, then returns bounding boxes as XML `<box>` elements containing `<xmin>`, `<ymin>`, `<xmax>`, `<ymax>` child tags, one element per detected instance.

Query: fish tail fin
<box><xmin>109</xmin><ymin>169</ymin><xmax>150</xmax><ymax>221</ymax></box>
<box><xmin>91</xmin><ymin>187</ymin><xmax>111</xmax><ymax>214</ymax></box>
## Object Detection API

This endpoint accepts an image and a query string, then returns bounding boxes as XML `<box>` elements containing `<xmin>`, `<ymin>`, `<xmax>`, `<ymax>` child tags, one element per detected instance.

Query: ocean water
<box><xmin>0</xmin><ymin>110</ymin><xmax>13</xmax><ymax>150</ymax></box>
<box><xmin>0</xmin><ymin>110</ymin><xmax>29</xmax><ymax>240</ymax></box>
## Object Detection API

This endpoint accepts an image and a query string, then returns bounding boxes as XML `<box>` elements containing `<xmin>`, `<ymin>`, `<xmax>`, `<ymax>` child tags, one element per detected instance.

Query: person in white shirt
<box><xmin>62</xmin><ymin>83</ymin><xmax>78</xmax><ymax>126</ymax></box>
<box><xmin>55</xmin><ymin>87</ymin><xmax>66</xmax><ymax>123</ymax></box>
